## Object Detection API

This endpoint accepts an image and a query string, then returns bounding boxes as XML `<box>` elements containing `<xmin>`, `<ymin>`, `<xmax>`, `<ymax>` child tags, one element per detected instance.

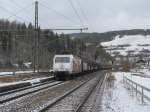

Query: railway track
<box><xmin>0</xmin><ymin>80</ymin><xmax>63</xmax><ymax>104</ymax></box>
<box><xmin>0</xmin><ymin>71</ymin><xmax>104</xmax><ymax>112</ymax></box>
<box><xmin>79</xmin><ymin>73</ymin><xmax>107</xmax><ymax>112</ymax></box>
<box><xmin>75</xmin><ymin>74</ymin><xmax>106</xmax><ymax>112</ymax></box>
<box><xmin>38</xmin><ymin>71</ymin><xmax>106</xmax><ymax>112</ymax></box>
<box><xmin>0</xmin><ymin>77</ymin><xmax>54</xmax><ymax>96</ymax></box>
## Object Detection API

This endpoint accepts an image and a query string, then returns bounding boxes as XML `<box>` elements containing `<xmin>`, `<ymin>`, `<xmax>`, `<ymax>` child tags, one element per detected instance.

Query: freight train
<box><xmin>53</xmin><ymin>54</ymin><xmax>100</xmax><ymax>80</ymax></box>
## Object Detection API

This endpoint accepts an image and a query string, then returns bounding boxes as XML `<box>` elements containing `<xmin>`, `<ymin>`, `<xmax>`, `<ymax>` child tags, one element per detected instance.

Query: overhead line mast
<box><xmin>34</xmin><ymin>1</ymin><xmax>39</xmax><ymax>73</ymax></box>
<box><xmin>43</xmin><ymin>28</ymin><xmax>88</xmax><ymax>32</ymax></box>
<box><xmin>33</xmin><ymin>1</ymin><xmax>88</xmax><ymax>73</ymax></box>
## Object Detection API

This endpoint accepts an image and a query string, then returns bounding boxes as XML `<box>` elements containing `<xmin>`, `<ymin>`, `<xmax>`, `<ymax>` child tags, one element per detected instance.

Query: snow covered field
<box><xmin>101</xmin><ymin>72</ymin><xmax>150</xmax><ymax>112</ymax></box>
<box><xmin>101</xmin><ymin>35</ymin><xmax>150</xmax><ymax>56</ymax></box>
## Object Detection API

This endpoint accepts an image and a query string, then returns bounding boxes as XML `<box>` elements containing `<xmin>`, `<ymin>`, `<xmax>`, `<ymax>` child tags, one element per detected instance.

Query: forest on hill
<box><xmin>68</xmin><ymin>29</ymin><xmax>150</xmax><ymax>44</ymax></box>
<box><xmin>0</xmin><ymin>19</ymin><xmax>111</xmax><ymax>69</ymax></box>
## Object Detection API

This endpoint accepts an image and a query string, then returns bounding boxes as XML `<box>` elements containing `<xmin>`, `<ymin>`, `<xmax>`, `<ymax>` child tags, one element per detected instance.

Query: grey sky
<box><xmin>0</xmin><ymin>0</ymin><xmax>150</xmax><ymax>33</ymax></box>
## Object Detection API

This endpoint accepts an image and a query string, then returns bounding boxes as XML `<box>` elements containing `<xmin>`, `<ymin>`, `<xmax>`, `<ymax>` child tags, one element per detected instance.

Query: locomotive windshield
<box><xmin>55</xmin><ymin>57</ymin><xmax>70</xmax><ymax>63</ymax></box>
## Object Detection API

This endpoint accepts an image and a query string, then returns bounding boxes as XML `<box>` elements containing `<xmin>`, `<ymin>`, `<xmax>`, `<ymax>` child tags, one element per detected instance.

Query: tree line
<box><xmin>0</xmin><ymin>19</ymin><xmax>112</xmax><ymax>69</ymax></box>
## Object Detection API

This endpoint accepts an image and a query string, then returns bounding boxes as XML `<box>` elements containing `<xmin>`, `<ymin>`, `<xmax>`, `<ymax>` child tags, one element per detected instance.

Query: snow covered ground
<box><xmin>101</xmin><ymin>35</ymin><xmax>150</xmax><ymax>56</ymax></box>
<box><xmin>101</xmin><ymin>72</ymin><xmax>150</xmax><ymax>112</ymax></box>
<box><xmin>102</xmin><ymin>35</ymin><xmax>150</xmax><ymax>47</ymax></box>
<box><xmin>121</xmin><ymin>72</ymin><xmax>150</xmax><ymax>90</ymax></box>
<box><xmin>0</xmin><ymin>70</ymin><xmax>37</xmax><ymax>76</ymax></box>
<box><xmin>0</xmin><ymin>76</ymin><xmax>52</xmax><ymax>87</ymax></box>
<box><xmin>137</xmin><ymin>68</ymin><xmax>150</xmax><ymax>77</ymax></box>
<box><xmin>0</xmin><ymin>72</ymin><xmax>14</xmax><ymax>76</ymax></box>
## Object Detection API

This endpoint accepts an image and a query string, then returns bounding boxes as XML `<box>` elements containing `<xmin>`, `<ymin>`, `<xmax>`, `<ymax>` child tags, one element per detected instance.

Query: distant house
<box><xmin>136</xmin><ymin>59</ymin><xmax>146</xmax><ymax>67</ymax></box>
<box><xmin>136</xmin><ymin>59</ymin><xmax>146</xmax><ymax>64</ymax></box>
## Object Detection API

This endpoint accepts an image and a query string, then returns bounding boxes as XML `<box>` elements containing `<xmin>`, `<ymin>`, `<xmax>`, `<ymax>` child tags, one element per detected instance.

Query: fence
<box><xmin>123</xmin><ymin>76</ymin><xmax>150</xmax><ymax>104</ymax></box>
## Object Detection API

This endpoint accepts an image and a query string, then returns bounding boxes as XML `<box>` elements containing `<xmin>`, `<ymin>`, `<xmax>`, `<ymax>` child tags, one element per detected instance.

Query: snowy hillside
<box><xmin>101</xmin><ymin>35</ymin><xmax>150</xmax><ymax>56</ymax></box>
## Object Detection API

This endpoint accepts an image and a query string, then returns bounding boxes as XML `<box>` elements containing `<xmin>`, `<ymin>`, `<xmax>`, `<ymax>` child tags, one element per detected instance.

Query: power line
<box><xmin>39</xmin><ymin>2</ymin><xmax>81</xmax><ymax>25</ymax></box>
<box><xmin>75</xmin><ymin>0</ymin><xmax>95</xmax><ymax>32</ymax></box>
<box><xmin>7</xmin><ymin>2</ymin><xmax>34</xmax><ymax>20</ymax></box>
<box><xmin>9</xmin><ymin>0</ymin><xmax>22</xmax><ymax>9</ymax></box>
<box><xmin>76</xmin><ymin>0</ymin><xmax>87</xmax><ymax>22</ymax></box>
<box><xmin>0</xmin><ymin>4</ymin><xmax>31</xmax><ymax>23</ymax></box>
<box><xmin>67</xmin><ymin>0</ymin><xmax>85</xmax><ymax>27</ymax></box>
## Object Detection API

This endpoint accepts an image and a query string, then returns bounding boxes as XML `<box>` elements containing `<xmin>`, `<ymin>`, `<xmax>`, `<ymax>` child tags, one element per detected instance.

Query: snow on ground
<box><xmin>101</xmin><ymin>72</ymin><xmax>150</xmax><ymax>112</ymax></box>
<box><xmin>0</xmin><ymin>72</ymin><xmax>14</xmax><ymax>76</ymax></box>
<box><xmin>0</xmin><ymin>77</ymin><xmax>52</xmax><ymax>87</ymax></box>
<box><xmin>0</xmin><ymin>69</ymin><xmax>50</xmax><ymax>76</ymax></box>
<box><xmin>121</xmin><ymin>72</ymin><xmax>150</xmax><ymax>90</ymax></box>
<box><xmin>15</xmin><ymin>71</ymin><xmax>33</xmax><ymax>74</ymax></box>
<box><xmin>101</xmin><ymin>35</ymin><xmax>150</xmax><ymax>56</ymax></box>
<box><xmin>137</xmin><ymin>68</ymin><xmax>150</xmax><ymax>76</ymax></box>
<box><xmin>102</xmin><ymin>35</ymin><xmax>150</xmax><ymax>46</ymax></box>
<box><xmin>0</xmin><ymin>70</ymin><xmax>36</xmax><ymax>76</ymax></box>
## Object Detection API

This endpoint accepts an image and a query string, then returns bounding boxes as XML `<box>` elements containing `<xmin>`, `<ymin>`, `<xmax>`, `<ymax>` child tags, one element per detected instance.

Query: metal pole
<box><xmin>34</xmin><ymin>1</ymin><xmax>39</xmax><ymax>73</ymax></box>
<box><xmin>36</xmin><ymin>1</ymin><xmax>39</xmax><ymax>73</ymax></box>
<box><xmin>80</xmin><ymin>29</ymin><xmax>84</xmax><ymax>72</ymax></box>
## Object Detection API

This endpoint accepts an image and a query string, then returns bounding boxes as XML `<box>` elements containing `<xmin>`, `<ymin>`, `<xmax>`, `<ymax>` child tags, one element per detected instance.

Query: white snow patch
<box><xmin>101</xmin><ymin>72</ymin><xmax>150</xmax><ymax>112</ymax></box>
<box><xmin>101</xmin><ymin>35</ymin><xmax>150</xmax><ymax>56</ymax></box>
<box><xmin>0</xmin><ymin>72</ymin><xmax>14</xmax><ymax>76</ymax></box>
<box><xmin>0</xmin><ymin>71</ymin><xmax>35</xmax><ymax>76</ymax></box>
<box><xmin>24</xmin><ymin>62</ymin><xmax>32</xmax><ymax>68</ymax></box>
<box><xmin>0</xmin><ymin>81</ymin><xmax>29</xmax><ymax>87</ymax></box>
<box><xmin>124</xmin><ymin>72</ymin><xmax>150</xmax><ymax>92</ymax></box>
<box><xmin>102</xmin><ymin>35</ymin><xmax>150</xmax><ymax>46</ymax></box>
<box><xmin>15</xmin><ymin>71</ymin><xmax>33</xmax><ymax>74</ymax></box>
<box><xmin>0</xmin><ymin>77</ymin><xmax>52</xmax><ymax>87</ymax></box>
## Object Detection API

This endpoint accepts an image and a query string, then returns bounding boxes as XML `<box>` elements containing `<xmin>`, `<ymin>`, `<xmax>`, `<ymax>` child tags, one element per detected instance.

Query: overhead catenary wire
<box><xmin>39</xmin><ymin>2</ymin><xmax>82</xmax><ymax>26</ymax></box>
<box><xmin>67</xmin><ymin>0</ymin><xmax>85</xmax><ymax>27</ymax></box>
<box><xmin>7</xmin><ymin>2</ymin><xmax>34</xmax><ymax>20</ymax></box>
<box><xmin>2</xmin><ymin>1</ymin><xmax>87</xmax><ymax>33</ymax></box>
<box><xmin>37</xmin><ymin>3</ymin><xmax>54</xmax><ymax>29</ymax></box>
<box><xmin>75</xmin><ymin>0</ymin><xmax>88</xmax><ymax>22</ymax></box>
<box><xmin>75</xmin><ymin>0</ymin><xmax>95</xmax><ymax>32</ymax></box>
<box><xmin>0</xmin><ymin>4</ymin><xmax>31</xmax><ymax>23</ymax></box>
<box><xmin>9</xmin><ymin>0</ymin><xmax>23</xmax><ymax>9</ymax></box>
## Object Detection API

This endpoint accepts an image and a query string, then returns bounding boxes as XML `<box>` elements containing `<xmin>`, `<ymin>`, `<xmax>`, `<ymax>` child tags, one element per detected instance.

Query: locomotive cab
<box><xmin>53</xmin><ymin>55</ymin><xmax>73</xmax><ymax>73</ymax></box>
<box><xmin>53</xmin><ymin>54</ymin><xmax>82</xmax><ymax>80</ymax></box>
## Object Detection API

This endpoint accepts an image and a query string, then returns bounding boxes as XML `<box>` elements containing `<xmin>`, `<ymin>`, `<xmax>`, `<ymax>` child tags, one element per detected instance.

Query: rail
<box><xmin>39</xmin><ymin>72</ymin><xmax>106</xmax><ymax>112</ymax></box>
<box><xmin>0</xmin><ymin>81</ymin><xmax>63</xmax><ymax>104</ymax></box>
<box><xmin>123</xmin><ymin>76</ymin><xmax>150</xmax><ymax>103</ymax></box>
<box><xmin>75</xmin><ymin>74</ymin><xmax>106</xmax><ymax>112</ymax></box>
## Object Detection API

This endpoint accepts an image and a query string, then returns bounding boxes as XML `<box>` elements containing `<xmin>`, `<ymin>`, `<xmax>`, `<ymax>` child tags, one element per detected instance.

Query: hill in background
<box><xmin>68</xmin><ymin>29</ymin><xmax>150</xmax><ymax>44</ymax></box>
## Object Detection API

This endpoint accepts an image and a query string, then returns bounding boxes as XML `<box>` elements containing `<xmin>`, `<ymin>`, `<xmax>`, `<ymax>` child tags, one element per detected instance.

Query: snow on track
<box><xmin>0</xmin><ymin>77</ymin><xmax>53</xmax><ymax>87</ymax></box>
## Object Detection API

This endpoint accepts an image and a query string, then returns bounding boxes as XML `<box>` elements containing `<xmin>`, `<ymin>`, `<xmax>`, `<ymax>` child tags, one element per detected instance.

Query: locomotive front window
<box><xmin>55</xmin><ymin>57</ymin><xmax>70</xmax><ymax>63</ymax></box>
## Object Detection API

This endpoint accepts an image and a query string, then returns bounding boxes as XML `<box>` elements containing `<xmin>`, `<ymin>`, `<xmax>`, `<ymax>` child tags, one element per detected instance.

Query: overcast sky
<box><xmin>0</xmin><ymin>0</ymin><xmax>150</xmax><ymax>33</ymax></box>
